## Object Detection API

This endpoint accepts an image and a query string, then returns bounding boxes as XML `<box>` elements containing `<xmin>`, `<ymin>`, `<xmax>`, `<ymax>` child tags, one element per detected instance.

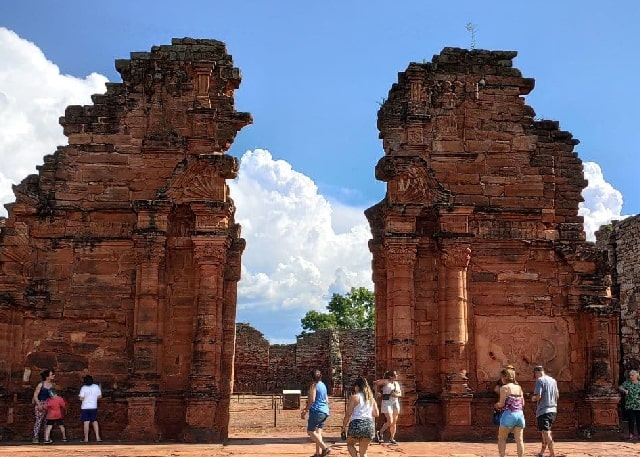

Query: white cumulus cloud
<box><xmin>229</xmin><ymin>149</ymin><xmax>373</xmax><ymax>309</ymax></box>
<box><xmin>0</xmin><ymin>27</ymin><xmax>107</xmax><ymax>214</ymax></box>
<box><xmin>579</xmin><ymin>162</ymin><xmax>629</xmax><ymax>240</ymax></box>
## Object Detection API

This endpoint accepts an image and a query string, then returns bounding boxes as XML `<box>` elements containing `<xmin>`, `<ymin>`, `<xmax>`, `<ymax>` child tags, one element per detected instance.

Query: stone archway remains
<box><xmin>0</xmin><ymin>38</ymin><xmax>250</xmax><ymax>442</ymax></box>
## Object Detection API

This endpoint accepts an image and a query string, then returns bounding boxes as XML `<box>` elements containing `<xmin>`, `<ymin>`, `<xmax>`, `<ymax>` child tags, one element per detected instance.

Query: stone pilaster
<box><xmin>193</xmin><ymin>61</ymin><xmax>213</xmax><ymax>109</ymax></box>
<box><xmin>183</xmin><ymin>236</ymin><xmax>229</xmax><ymax>442</ymax></box>
<box><xmin>131</xmin><ymin>234</ymin><xmax>167</xmax><ymax>378</ymax></box>
<box><xmin>584</xmin><ymin>314</ymin><xmax>621</xmax><ymax>436</ymax></box>
<box><xmin>437</xmin><ymin>239</ymin><xmax>472</xmax><ymax>437</ymax></box>
<box><xmin>220</xmin><ymin>238</ymin><xmax>245</xmax><ymax>402</ymax></box>
<box><xmin>369</xmin><ymin>240</ymin><xmax>388</xmax><ymax>378</ymax></box>
<box><xmin>384</xmin><ymin>238</ymin><xmax>418</xmax><ymax>437</ymax></box>
<box><xmin>122</xmin><ymin>205</ymin><xmax>169</xmax><ymax>439</ymax></box>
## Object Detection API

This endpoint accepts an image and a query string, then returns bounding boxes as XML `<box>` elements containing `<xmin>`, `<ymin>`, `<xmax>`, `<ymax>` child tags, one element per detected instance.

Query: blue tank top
<box><xmin>38</xmin><ymin>383</ymin><xmax>52</xmax><ymax>401</ymax></box>
<box><xmin>310</xmin><ymin>380</ymin><xmax>330</xmax><ymax>415</ymax></box>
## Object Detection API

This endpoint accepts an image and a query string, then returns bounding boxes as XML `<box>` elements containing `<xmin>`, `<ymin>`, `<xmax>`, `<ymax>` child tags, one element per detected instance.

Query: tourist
<box><xmin>79</xmin><ymin>374</ymin><xmax>102</xmax><ymax>442</ymax></box>
<box><xmin>31</xmin><ymin>369</ymin><xmax>55</xmax><ymax>443</ymax></box>
<box><xmin>494</xmin><ymin>364</ymin><xmax>516</xmax><ymax>440</ymax></box>
<box><xmin>531</xmin><ymin>366</ymin><xmax>559</xmax><ymax>457</ymax></box>
<box><xmin>342</xmin><ymin>377</ymin><xmax>379</xmax><ymax>457</ymax></box>
<box><xmin>495</xmin><ymin>367</ymin><xmax>525</xmax><ymax>457</ymax></box>
<box><xmin>374</xmin><ymin>370</ymin><xmax>401</xmax><ymax>445</ymax></box>
<box><xmin>493</xmin><ymin>364</ymin><xmax>516</xmax><ymax>395</ymax></box>
<box><xmin>43</xmin><ymin>389</ymin><xmax>67</xmax><ymax>443</ymax></box>
<box><xmin>301</xmin><ymin>369</ymin><xmax>331</xmax><ymax>456</ymax></box>
<box><xmin>618</xmin><ymin>369</ymin><xmax>640</xmax><ymax>440</ymax></box>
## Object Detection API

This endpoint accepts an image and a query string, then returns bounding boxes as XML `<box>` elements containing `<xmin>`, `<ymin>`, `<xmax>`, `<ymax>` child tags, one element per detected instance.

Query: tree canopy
<box><xmin>299</xmin><ymin>287</ymin><xmax>374</xmax><ymax>336</ymax></box>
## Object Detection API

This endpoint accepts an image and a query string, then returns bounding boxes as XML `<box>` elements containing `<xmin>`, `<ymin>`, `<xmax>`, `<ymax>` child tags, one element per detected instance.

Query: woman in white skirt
<box><xmin>374</xmin><ymin>370</ymin><xmax>401</xmax><ymax>445</ymax></box>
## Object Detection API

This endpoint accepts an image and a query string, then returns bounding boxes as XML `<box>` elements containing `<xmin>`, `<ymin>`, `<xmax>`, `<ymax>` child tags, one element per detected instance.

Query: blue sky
<box><xmin>0</xmin><ymin>1</ymin><xmax>637</xmax><ymax>342</ymax></box>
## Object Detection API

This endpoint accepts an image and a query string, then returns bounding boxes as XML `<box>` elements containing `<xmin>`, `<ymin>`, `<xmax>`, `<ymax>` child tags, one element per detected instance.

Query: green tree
<box><xmin>300</xmin><ymin>310</ymin><xmax>337</xmax><ymax>333</ymax></box>
<box><xmin>299</xmin><ymin>287</ymin><xmax>374</xmax><ymax>336</ymax></box>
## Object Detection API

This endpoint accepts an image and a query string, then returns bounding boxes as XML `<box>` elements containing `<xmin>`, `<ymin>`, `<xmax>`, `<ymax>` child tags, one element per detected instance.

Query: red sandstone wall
<box><xmin>0</xmin><ymin>38</ymin><xmax>251</xmax><ymax>442</ymax></box>
<box><xmin>367</xmin><ymin>47</ymin><xmax>620</xmax><ymax>440</ymax></box>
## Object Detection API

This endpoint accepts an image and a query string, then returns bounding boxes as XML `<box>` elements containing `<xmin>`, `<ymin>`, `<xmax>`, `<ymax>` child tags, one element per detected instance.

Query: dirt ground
<box><xmin>228</xmin><ymin>393</ymin><xmax>348</xmax><ymax>434</ymax></box>
<box><xmin>1</xmin><ymin>395</ymin><xmax>637</xmax><ymax>456</ymax></box>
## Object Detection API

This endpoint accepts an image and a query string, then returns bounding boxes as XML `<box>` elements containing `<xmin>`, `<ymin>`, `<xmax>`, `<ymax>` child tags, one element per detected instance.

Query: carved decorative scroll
<box><xmin>163</xmin><ymin>157</ymin><xmax>238</xmax><ymax>203</ymax></box>
<box><xmin>375</xmin><ymin>156</ymin><xmax>452</xmax><ymax>206</ymax></box>
<box><xmin>439</xmin><ymin>241</ymin><xmax>471</xmax><ymax>269</ymax></box>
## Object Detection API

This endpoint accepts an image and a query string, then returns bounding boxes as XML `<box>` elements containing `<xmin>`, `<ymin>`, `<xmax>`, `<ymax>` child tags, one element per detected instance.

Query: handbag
<box><xmin>492</xmin><ymin>409</ymin><xmax>502</xmax><ymax>426</ymax></box>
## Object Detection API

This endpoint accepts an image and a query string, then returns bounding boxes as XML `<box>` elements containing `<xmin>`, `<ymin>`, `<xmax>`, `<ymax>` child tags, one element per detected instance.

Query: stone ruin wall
<box><xmin>597</xmin><ymin>215</ymin><xmax>640</xmax><ymax>375</ymax></box>
<box><xmin>0</xmin><ymin>37</ymin><xmax>637</xmax><ymax>445</ymax></box>
<box><xmin>367</xmin><ymin>47</ymin><xmax>620</xmax><ymax>440</ymax></box>
<box><xmin>233</xmin><ymin>323</ymin><xmax>270</xmax><ymax>393</ymax></box>
<box><xmin>0</xmin><ymin>39</ymin><xmax>251</xmax><ymax>442</ymax></box>
<box><xmin>234</xmin><ymin>324</ymin><xmax>375</xmax><ymax>395</ymax></box>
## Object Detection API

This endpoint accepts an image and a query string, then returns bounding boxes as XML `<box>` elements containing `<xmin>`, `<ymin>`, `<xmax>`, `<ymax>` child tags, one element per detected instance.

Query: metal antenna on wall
<box><xmin>465</xmin><ymin>22</ymin><xmax>477</xmax><ymax>50</ymax></box>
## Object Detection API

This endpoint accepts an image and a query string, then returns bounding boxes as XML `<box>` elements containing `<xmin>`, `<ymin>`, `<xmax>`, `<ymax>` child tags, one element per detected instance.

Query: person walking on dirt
<box><xmin>342</xmin><ymin>377</ymin><xmax>379</xmax><ymax>457</ymax></box>
<box><xmin>531</xmin><ymin>366</ymin><xmax>559</xmax><ymax>457</ymax></box>
<box><xmin>374</xmin><ymin>370</ymin><xmax>401</xmax><ymax>445</ymax></box>
<box><xmin>301</xmin><ymin>369</ymin><xmax>331</xmax><ymax>456</ymax></box>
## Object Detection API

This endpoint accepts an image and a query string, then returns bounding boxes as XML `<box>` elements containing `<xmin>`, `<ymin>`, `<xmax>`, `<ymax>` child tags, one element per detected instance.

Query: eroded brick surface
<box><xmin>0</xmin><ymin>38</ymin><xmax>251</xmax><ymax>442</ymax></box>
<box><xmin>366</xmin><ymin>48</ymin><xmax>621</xmax><ymax>440</ymax></box>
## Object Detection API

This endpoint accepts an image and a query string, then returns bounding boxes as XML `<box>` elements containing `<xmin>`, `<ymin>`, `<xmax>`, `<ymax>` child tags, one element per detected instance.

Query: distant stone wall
<box><xmin>234</xmin><ymin>323</ymin><xmax>270</xmax><ymax>393</ymax></box>
<box><xmin>233</xmin><ymin>324</ymin><xmax>375</xmax><ymax>395</ymax></box>
<box><xmin>597</xmin><ymin>215</ymin><xmax>640</xmax><ymax>375</ymax></box>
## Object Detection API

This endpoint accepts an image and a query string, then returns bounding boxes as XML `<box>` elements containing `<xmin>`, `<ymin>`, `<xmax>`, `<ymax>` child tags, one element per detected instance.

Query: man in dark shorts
<box><xmin>531</xmin><ymin>366</ymin><xmax>559</xmax><ymax>457</ymax></box>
